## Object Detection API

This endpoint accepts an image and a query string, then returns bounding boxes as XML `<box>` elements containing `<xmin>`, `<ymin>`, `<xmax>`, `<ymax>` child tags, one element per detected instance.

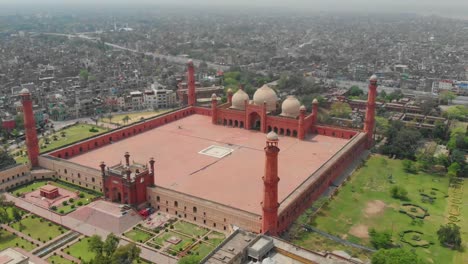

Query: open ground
<box><xmin>290</xmin><ymin>155</ymin><xmax>465</xmax><ymax>264</ymax></box>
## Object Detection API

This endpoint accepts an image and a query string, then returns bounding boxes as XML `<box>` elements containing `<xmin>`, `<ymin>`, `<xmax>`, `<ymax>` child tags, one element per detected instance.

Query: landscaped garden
<box><xmin>124</xmin><ymin>228</ymin><xmax>153</xmax><ymax>243</ymax></box>
<box><xmin>174</xmin><ymin>220</ymin><xmax>209</xmax><ymax>237</ymax></box>
<box><xmin>289</xmin><ymin>155</ymin><xmax>463</xmax><ymax>264</ymax></box>
<box><xmin>10</xmin><ymin>214</ymin><xmax>66</xmax><ymax>242</ymax></box>
<box><xmin>66</xmin><ymin>237</ymin><xmax>96</xmax><ymax>262</ymax></box>
<box><xmin>0</xmin><ymin>228</ymin><xmax>36</xmax><ymax>251</ymax></box>
<box><xmin>190</xmin><ymin>242</ymin><xmax>216</xmax><ymax>258</ymax></box>
<box><xmin>13</xmin><ymin>124</ymin><xmax>108</xmax><ymax>164</ymax></box>
<box><xmin>99</xmin><ymin>109</ymin><xmax>173</xmax><ymax>126</ymax></box>
<box><xmin>47</xmin><ymin>254</ymin><xmax>74</xmax><ymax>264</ymax></box>
<box><xmin>10</xmin><ymin>179</ymin><xmax>101</xmax><ymax>214</ymax></box>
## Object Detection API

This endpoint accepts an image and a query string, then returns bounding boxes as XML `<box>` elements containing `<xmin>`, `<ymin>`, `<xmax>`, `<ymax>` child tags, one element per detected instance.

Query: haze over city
<box><xmin>0</xmin><ymin>0</ymin><xmax>467</xmax><ymax>264</ymax></box>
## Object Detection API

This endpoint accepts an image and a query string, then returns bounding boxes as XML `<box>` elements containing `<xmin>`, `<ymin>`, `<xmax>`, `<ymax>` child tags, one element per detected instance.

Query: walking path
<box><xmin>302</xmin><ymin>225</ymin><xmax>376</xmax><ymax>252</ymax></box>
<box><xmin>5</xmin><ymin>193</ymin><xmax>177</xmax><ymax>264</ymax></box>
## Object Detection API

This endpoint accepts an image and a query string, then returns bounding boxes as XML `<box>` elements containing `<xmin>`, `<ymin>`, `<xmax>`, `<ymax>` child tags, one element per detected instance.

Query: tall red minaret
<box><xmin>364</xmin><ymin>75</ymin><xmax>378</xmax><ymax>148</ymax></box>
<box><xmin>187</xmin><ymin>60</ymin><xmax>196</xmax><ymax>106</ymax></box>
<box><xmin>298</xmin><ymin>105</ymin><xmax>306</xmax><ymax>140</ymax></box>
<box><xmin>20</xmin><ymin>88</ymin><xmax>39</xmax><ymax>167</ymax></box>
<box><xmin>262</xmin><ymin>131</ymin><xmax>280</xmax><ymax>236</ymax></box>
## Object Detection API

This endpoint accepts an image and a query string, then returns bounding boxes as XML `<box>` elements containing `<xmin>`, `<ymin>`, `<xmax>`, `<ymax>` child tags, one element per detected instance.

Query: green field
<box><xmin>125</xmin><ymin>228</ymin><xmax>153</xmax><ymax>243</ymax></box>
<box><xmin>40</xmin><ymin>124</ymin><xmax>108</xmax><ymax>153</ymax></box>
<box><xmin>174</xmin><ymin>221</ymin><xmax>209</xmax><ymax>237</ymax></box>
<box><xmin>206</xmin><ymin>231</ymin><xmax>225</xmax><ymax>246</ymax></box>
<box><xmin>99</xmin><ymin>109</ymin><xmax>173</xmax><ymax>125</ymax></box>
<box><xmin>47</xmin><ymin>254</ymin><xmax>74</xmax><ymax>264</ymax></box>
<box><xmin>67</xmin><ymin>237</ymin><xmax>96</xmax><ymax>262</ymax></box>
<box><xmin>291</xmin><ymin>155</ymin><xmax>461</xmax><ymax>264</ymax></box>
<box><xmin>0</xmin><ymin>229</ymin><xmax>36</xmax><ymax>251</ymax></box>
<box><xmin>11</xmin><ymin>214</ymin><xmax>65</xmax><ymax>242</ymax></box>
<box><xmin>191</xmin><ymin>242</ymin><xmax>215</xmax><ymax>258</ymax></box>
<box><xmin>11</xmin><ymin>180</ymin><xmax>100</xmax><ymax>214</ymax></box>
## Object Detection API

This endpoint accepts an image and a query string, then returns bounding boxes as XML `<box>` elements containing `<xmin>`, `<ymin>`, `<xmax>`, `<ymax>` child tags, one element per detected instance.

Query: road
<box><xmin>38</xmin><ymin>32</ymin><xmax>230</xmax><ymax>71</ymax></box>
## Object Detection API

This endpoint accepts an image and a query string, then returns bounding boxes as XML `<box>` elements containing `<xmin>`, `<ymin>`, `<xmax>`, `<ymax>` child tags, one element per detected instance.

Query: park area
<box><xmin>125</xmin><ymin>216</ymin><xmax>225</xmax><ymax>259</ymax></box>
<box><xmin>99</xmin><ymin>109</ymin><xmax>173</xmax><ymax>126</ymax></box>
<box><xmin>13</xmin><ymin>124</ymin><xmax>108</xmax><ymax>164</ymax></box>
<box><xmin>11</xmin><ymin>179</ymin><xmax>100</xmax><ymax>214</ymax></box>
<box><xmin>290</xmin><ymin>155</ymin><xmax>467</xmax><ymax>264</ymax></box>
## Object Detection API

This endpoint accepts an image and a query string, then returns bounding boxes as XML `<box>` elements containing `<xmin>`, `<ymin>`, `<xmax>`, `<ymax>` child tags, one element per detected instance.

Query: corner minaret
<box><xmin>364</xmin><ymin>75</ymin><xmax>378</xmax><ymax>148</ymax></box>
<box><xmin>187</xmin><ymin>60</ymin><xmax>196</xmax><ymax>106</ymax></box>
<box><xmin>298</xmin><ymin>105</ymin><xmax>306</xmax><ymax>140</ymax></box>
<box><xmin>262</xmin><ymin>131</ymin><xmax>280</xmax><ymax>236</ymax></box>
<box><xmin>20</xmin><ymin>88</ymin><xmax>39</xmax><ymax>167</ymax></box>
<box><xmin>211</xmin><ymin>93</ymin><xmax>218</xmax><ymax>124</ymax></box>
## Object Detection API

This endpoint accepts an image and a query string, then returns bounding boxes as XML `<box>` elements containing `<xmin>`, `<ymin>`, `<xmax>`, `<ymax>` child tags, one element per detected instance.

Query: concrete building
<box><xmin>143</xmin><ymin>88</ymin><xmax>177</xmax><ymax>109</ymax></box>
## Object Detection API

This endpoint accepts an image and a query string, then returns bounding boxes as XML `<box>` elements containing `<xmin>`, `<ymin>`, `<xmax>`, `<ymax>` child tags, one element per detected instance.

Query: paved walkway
<box><xmin>5</xmin><ymin>194</ymin><xmax>177</xmax><ymax>264</ymax></box>
<box><xmin>42</xmin><ymin>235</ymin><xmax>82</xmax><ymax>263</ymax></box>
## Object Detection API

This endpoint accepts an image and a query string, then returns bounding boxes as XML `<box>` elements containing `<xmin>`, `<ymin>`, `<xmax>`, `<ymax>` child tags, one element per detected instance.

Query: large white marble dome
<box><xmin>231</xmin><ymin>89</ymin><xmax>250</xmax><ymax>110</ymax></box>
<box><xmin>253</xmin><ymin>84</ymin><xmax>278</xmax><ymax>112</ymax></box>
<box><xmin>280</xmin><ymin>95</ymin><xmax>301</xmax><ymax>118</ymax></box>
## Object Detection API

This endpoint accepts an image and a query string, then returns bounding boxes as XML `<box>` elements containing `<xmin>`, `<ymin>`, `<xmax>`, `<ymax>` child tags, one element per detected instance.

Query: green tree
<box><xmin>447</xmin><ymin>162</ymin><xmax>461</xmax><ymax>177</ymax></box>
<box><xmin>380</xmin><ymin>121</ymin><xmax>422</xmax><ymax>159</ymax></box>
<box><xmin>439</xmin><ymin>91</ymin><xmax>456</xmax><ymax>105</ymax></box>
<box><xmin>107</xmin><ymin>114</ymin><xmax>113</xmax><ymax>124</ymax></box>
<box><xmin>437</xmin><ymin>224</ymin><xmax>462</xmax><ymax>249</ymax></box>
<box><xmin>80</xmin><ymin>69</ymin><xmax>89</xmax><ymax>81</ymax></box>
<box><xmin>330</xmin><ymin>102</ymin><xmax>352</xmax><ymax>118</ymax></box>
<box><xmin>375</xmin><ymin>116</ymin><xmax>390</xmax><ymax>136</ymax></box>
<box><xmin>14</xmin><ymin>115</ymin><xmax>24</xmax><ymax>130</ymax></box>
<box><xmin>444</xmin><ymin>105</ymin><xmax>468</xmax><ymax>121</ymax></box>
<box><xmin>390</xmin><ymin>186</ymin><xmax>408</xmax><ymax>200</ymax></box>
<box><xmin>0</xmin><ymin>150</ymin><xmax>16</xmax><ymax>170</ymax></box>
<box><xmin>111</xmin><ymin>243</ymin><xmax>141</xmax><ymax>264</ymax></box>
<box><xmin>89</xmin><ymin>235</ymin><xmax>104</xmax><ymax>256</ymax></box>
<box><xmin>402</xmin><ymin>160</ymin><xmax>418</xmax><ymax>173</ymax></box>
<box><xmin>371</xmin><ymin>248</ymin><xmax>422</xmax><ymax>264</ymax></box>
<box><xmin>369</xmin><ymin>228</ymin><xmax>393</xmax><ymax>249</ymax></box>
<box><xmin>348</xmin><ymin>86</ymin><xmax>364</xmax><ymax>97</ymax></box>
<box><xmin>178</xmin><ymin>255</ymin><xmax>203</xmax><ymax>264</ymax></box>
<box><xmin>103</xmin><ymin>233</ymin><xmax>120</xmax><ymax>257</ymax></box>
<box><xmin>122</xmin><ymin>115</ymin><xmax>131</xmax><ymax>125</ymax></box>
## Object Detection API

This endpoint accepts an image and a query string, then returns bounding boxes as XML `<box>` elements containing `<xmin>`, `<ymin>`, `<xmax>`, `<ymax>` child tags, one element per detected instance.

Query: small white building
<box><xmin>143</xmin><ymin>86</ymin><xmax>177</xmax><ymax>109</ymax></box>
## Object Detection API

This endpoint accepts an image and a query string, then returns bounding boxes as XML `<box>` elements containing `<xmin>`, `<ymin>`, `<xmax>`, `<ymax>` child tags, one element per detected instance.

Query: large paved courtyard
<box><xmin>68</xmin><ymin>114</ymin><xmax>350</xmax><ymax>214</ymax></box>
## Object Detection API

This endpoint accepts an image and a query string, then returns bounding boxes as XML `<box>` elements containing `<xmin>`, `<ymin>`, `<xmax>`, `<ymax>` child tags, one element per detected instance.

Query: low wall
<box><xmin>147</xmin><ymin>186</ymin><xmax>262</xmax><ymax>233</ymax></box>
<box><xmin>313</xmin><ymin>125</ymin><xmax>359</xmax><ymax>139</ymax></box>
<box><xmin>0</xmin><ymin>164</ymin><xmax>31</xmax><ymax>192</ymax></box>
<box><xmin>277</xmin><ymin>133</ymin><xmax>367</xmax><ymax>233</ymax></box>
<box><xmin>46</xmin><ymin>107</ymin><xmax>195</xmax><ymax>160</ymax></box>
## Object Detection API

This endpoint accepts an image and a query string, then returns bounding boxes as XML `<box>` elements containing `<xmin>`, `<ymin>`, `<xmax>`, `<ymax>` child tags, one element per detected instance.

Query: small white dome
<box><xmin>300</xmin><ymin>105</ymin><xmax>306</xmax><ymax>111</ymax></box>
<box><xmin>253</xmin><ymin>85</ymin><xmax>278</xmax><ymax>112</ymax></box>
<box><xmin>280</xmin><ymin>95</ymin><xmax>301</xmax><ymax>118</ymax></box>
<box><xmin>312</xmin><ymin>98</ymin><xmax>319</xmax><ymax>104</ymax></box>
<box><xmin>369</xmin><ymin>74</ymin><xmax>378</xmax><ymax>81</ymax></box>
<box><xmin>20</xmin><ymin>88</ymin><xmax>30</xmax><ymax>94</ymax></box>
<box><xmin>266</xmin><ymin>131</ymin><xmax>279</xmax><ymax>141</ymax></box>
<box><xmin>211</xmin><ymin>93</ymin><xmax>217</xmax><ymax>100</ymax></box>
<box><xmin>231</xmin><ymin>89</ymin><xmax>249</xmax><ymax>110</ymax></box>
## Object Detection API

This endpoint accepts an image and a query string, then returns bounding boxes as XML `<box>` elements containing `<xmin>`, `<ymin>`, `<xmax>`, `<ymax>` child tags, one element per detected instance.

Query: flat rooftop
<box><xmin>68</xmin><ymin>114</ymin><xmax>349</xmax><ymax>214</ymax></box>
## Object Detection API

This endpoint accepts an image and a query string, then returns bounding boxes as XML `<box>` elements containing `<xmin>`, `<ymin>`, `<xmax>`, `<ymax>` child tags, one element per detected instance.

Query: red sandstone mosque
<box><xmin>20</xmin><ymin>60</ymin><xmax>378</xmax><ymax>235</ymax></box>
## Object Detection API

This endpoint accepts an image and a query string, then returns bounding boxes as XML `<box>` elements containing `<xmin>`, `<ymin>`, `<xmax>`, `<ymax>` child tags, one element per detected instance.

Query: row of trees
<box><xmin>84</xmin><ymin>234</ymin><xmax>141</xmax><ymax>264</ymax></box>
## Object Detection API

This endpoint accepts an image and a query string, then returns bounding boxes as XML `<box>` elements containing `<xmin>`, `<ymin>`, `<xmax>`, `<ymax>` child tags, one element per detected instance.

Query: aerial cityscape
<box><xmin>0</xmin><ymin>1</ymin><xmax>467</xmax><ymax>264</ymax></box>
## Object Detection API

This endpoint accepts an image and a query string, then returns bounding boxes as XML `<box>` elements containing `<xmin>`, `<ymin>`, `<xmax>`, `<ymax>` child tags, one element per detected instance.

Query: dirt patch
<box><xmin>364</xmin><ymin>200</ymin><xmax>386</xmax><ymax>217</ymax></box>
<box><xmin>349</xmin><ymin>224</ymin><xmax>369</xmax><ymax>239</ymax></box>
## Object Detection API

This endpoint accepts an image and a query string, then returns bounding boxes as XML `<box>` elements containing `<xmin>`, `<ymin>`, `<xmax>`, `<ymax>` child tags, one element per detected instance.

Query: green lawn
<box><xmin>125</xmin><ymin>228</ymin><xmax>153</xmax><ymax>243</ymax></box>
<box><xmin>174</xmin><ymin>221</ymin><xmax>209</xmax><ymax>237</ymax></box>
<box><xmin>47</xmin><ymin>254</ymin><xmax>74</xmax><ymax>264</ymax></box>
<box><xmin>11</xmin><ymin>180</ymin><xmax>100</xmax><ymax>214</ymax></box>
<box><xmin>191</xmin><ymin>242</ymin><xmax>215</xmax><ymax>258</ymax></box>
<box><xmin>0</xmin><ymin>229</ymin><xmax>36</xmax><ymax>251</ymax></box>
<box><xmin>291</xmin><ymin>155</ymin><xmax>457</xmax><ymax>264</ymax></box>
<box><xmin>67</xmin><ymin>238</ymin><xmax>96</xmax><ymax>262</ymax></box>
<box><xmin>99</xmin><ymin>109</ymin><xmax>173</xmax><ymax>125</ymax></box>
<box><xmin>40</xmin><ymin>124</ymin><xmax>108</xmax><ymax>153</ymax></box>
<box><xmin>11</xmin><ymin>214</ymin><xmax>65</xmax><ymax>242</ymax></box>
<box><xmin>206</xmin><ymin>231</ymin><xmax>225</xmax><ymax>246</ymax></box>
<box><xmin>452</xmin><ymin>178</ymin><xmax>468</xmax><ymax>264</ymax></box>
